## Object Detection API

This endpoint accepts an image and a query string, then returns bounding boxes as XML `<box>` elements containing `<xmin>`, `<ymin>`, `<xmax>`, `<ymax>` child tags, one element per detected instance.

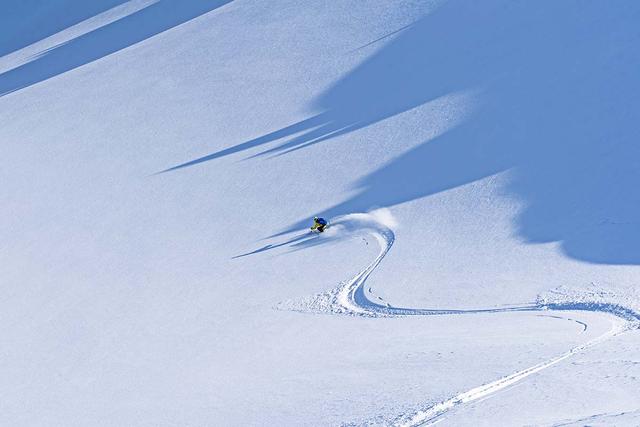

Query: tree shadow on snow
<box><xmin>172</xmin><ymin>1</ymin><xmax>640</xmax><ymax>265</ymax></box>
<box><xmin>0</xmin><ymin>0</ymin><xmax>231</xmax><ymax>96</ymax></box>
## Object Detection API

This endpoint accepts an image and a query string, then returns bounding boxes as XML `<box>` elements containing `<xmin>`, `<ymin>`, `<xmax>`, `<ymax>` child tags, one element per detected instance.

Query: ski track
<box><xmin>276</xmin><ymin>213</ymin><xmax>640</xmax><ymax>426</ymax></box>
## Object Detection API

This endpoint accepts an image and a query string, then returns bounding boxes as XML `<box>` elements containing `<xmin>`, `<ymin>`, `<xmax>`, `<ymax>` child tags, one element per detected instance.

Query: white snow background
<box><xmin>2</xmin><ymin>1</ymin><xmax>640</xmax><ymax>425</ymax></box>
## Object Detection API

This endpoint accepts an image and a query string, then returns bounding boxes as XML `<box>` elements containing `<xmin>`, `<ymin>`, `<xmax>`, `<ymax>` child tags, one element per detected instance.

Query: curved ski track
<box><xmin>278</xmin><ymin>214</ymin><xmax>640</xmax><ymax>426</ymax></box>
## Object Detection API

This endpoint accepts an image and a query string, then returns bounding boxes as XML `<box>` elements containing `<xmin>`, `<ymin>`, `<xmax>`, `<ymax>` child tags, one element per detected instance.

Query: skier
<box><xmin>311</xmin><ymin>216</ymin><xmax>328</xmax><ymax>232</ymax></box>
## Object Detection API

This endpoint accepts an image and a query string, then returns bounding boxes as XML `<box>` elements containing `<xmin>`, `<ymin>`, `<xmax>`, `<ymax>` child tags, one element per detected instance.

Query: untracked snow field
<box><xmin>2</xmin><ymin>1</ymin><xmax>640</xmax><ymax>426</ymax></box>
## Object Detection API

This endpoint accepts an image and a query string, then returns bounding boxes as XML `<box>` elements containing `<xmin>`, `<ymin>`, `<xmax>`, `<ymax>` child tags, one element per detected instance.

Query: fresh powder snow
<box><xmin>2</xmin><ymin>1</ymin><xmax>640</xmax><ymax>426</ymax></box>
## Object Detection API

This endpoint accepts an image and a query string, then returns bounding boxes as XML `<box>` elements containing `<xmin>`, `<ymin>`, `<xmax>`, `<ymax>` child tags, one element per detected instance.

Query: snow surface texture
<box><xmin>3</xmin><ymin>0</ymin><xmax>640</xmax><ymax>426</ymax></box>
<box><xmin>282</xmin><ymin>212</ymin><xmax>640</xmax><ymax>324</ymax></box>
<box><xmin>279</xmin><ymin>211</ymin><xmax>638</xmax><ymax>425</ymax></box>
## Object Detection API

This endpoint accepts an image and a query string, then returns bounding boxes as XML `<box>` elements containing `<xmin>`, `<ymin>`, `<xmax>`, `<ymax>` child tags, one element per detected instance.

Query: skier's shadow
<box><xmin>232</xmin><ymin>231</ymin><xmax>331</xmax><ymax>259</ymax></box>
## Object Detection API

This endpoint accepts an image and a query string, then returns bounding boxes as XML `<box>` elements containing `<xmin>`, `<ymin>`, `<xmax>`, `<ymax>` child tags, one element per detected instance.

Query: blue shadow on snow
<box><xmin>0</xmin><ymin>0</ymin><xmax>231</xmax><ymax>96</ymax></box>
<box><xmin>168</xmin><ymin>0</ymin><xmax>640</xmax><ymax>265</ymax></box>
<box><xmin>1</xmin><ymin>0</ymin><xmax>128</xmax><ymax>57</ymax></box>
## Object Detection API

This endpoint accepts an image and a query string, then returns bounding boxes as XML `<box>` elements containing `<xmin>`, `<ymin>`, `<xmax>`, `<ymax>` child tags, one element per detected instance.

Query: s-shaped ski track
<box><xmin>276</xmin><ymin>213</ymin><xmax>639</xmax><ymax>425</ymax></box>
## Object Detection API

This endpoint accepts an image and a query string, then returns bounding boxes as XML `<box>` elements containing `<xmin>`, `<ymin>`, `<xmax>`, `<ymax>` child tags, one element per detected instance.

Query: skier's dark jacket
<box><xmin>311</xmin><ymin>217</ymin><xmax>327</xmax><ymax>231</ymax></box>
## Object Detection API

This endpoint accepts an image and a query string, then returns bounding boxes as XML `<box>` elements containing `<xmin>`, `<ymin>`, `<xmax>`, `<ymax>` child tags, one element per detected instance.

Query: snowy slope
<box><xmin>2</xmin><ymin>0</ymin><xmax>640</xmax><ymax>425</ymax></box>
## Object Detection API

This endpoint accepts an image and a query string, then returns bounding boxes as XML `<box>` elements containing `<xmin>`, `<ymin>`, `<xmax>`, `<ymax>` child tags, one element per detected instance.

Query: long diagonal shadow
<box><xmin>232</xmin><ymin>231</ymin><xmax>321</xmax><ymax>259</ymax></box>
<box><xmin>1</xmin><ymin>0</ymin><xmax>128</xmax><ymax>57</ymax></box>
<box><xmin>0</xmin><ymin>0</ymin><xmax>232</xmax><ymax>97</ymax></box>
<box><xmin>159</xmin><ymin>114</ymin><xmax>327</xmax><ymax>173</ymax></box>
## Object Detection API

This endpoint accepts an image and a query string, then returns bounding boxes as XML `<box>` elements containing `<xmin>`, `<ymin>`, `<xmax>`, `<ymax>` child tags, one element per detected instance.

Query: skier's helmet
<box><xmin>314</xmin><ymin>216</ymin><xmax>319</xmax><ymax>221</ymax></box>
